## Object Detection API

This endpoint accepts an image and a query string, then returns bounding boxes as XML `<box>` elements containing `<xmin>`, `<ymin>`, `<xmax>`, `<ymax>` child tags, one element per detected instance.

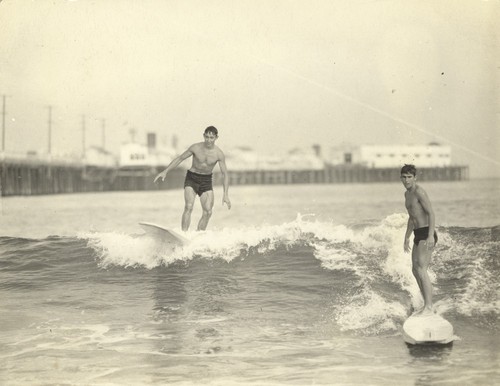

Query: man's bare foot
<box><xmin>420</xmin><ymin>307</ymin><xmax>435</xmax><ymax>316</ymax></box>
<box><xmin>412</xmin><ymin>306</ymin><xmax>424</xmax><ymax>316</ymax></box>
<box><xmin>412</xmin><ymin>306</ymin><xmax>435</xmax><ymax>316</ymax></box>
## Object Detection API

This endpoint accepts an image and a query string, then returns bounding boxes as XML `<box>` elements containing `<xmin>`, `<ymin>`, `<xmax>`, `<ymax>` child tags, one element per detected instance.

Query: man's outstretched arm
<box><xmin>218</xmin><ymin>152</ymin><xmax>231</xmax><ymax>209</ymax></box>
<box><xmin>154</xmin><ymin>147</ymin><xmax>193</xmax><ymax>183</ymax></box>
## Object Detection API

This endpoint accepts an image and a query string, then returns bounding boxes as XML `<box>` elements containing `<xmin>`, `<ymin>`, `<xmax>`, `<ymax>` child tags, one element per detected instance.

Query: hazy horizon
<box><xmin>0</xmin><ymin>0</ymin><xmax>498</xmax><ymax>177</ymax></box>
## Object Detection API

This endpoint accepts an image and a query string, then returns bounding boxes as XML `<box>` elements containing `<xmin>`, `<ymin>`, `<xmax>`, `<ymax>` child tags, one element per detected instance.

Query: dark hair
<box><xmin>204</xmin><ymin>126</ymin><xmax>218</xmax><ymax>136</ymax></box>
<box><xmin>401</xmin><ymin>164</ymin><xmax>417</xmax><ymax>176</ymax></box>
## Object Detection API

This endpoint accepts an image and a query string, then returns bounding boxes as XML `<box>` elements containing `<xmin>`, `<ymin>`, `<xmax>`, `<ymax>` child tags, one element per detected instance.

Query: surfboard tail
<box><xmin>402</xmin><ymin>313</ymin><xmax>455</xmax><ymax>345</ymax></box>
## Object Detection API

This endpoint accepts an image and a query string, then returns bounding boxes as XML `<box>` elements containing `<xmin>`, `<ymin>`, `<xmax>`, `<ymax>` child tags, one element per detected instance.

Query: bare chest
<box><xmin>193</xmin><ymin>148</ymin><xmax>218</xmax><ymax>166</ymax></box>
<box><xmin>405</xmin><ymin>193</ymin><xmax>422</xmax><ymax>213</ymax></box>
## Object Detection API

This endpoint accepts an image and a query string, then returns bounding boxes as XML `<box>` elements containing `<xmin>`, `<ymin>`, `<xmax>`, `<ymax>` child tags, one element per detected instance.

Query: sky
<box><xmin>0</xmin><ymin>0</ymin><xmax>498</xmax><ymax>177</ymax></box>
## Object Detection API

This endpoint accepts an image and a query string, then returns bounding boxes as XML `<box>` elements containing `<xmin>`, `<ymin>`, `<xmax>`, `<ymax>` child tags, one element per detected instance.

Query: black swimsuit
<box><xmin>184</xmin><ymin>170</ymin><xmax>213</xmax><ymax>196</ymax></box>
<box><xmin>413</xmin><ymin>226</ymin><xmax>438</xmax><ymax>245</ymax></box>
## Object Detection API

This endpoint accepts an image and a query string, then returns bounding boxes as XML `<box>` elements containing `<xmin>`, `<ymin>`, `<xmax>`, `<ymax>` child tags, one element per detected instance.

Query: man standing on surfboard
<box><xmin>401</xmin><ymin>164</ymin><xmax>437</xmax><ymax>315</ymax></box>
<box><xmin>154</xmin><ymin>126</ymin><xmax>231</xmax><ymax>231</ymax></box>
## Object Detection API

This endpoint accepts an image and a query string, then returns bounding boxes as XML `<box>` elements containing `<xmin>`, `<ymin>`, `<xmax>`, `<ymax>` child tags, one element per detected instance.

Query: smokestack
<box><xmin>147</xmin><ymin>132</ymin><xmax>156</xmax><ymax>149</ymax></box>
<box><xmin>312</xmin><ymin>144</ymin><xmax>321</xmax><ymax>157</ymax></box>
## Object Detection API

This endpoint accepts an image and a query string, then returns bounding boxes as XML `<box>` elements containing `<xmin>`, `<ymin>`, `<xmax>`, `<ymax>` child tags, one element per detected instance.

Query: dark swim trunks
<box><xmin>184</xmin><ymin>170</ymin><xmax>213</xmax><ymax>196</ymax></box>
<box><xmin>413</xmin><ymin>227</ymin><xmax>438</xmax><ymax>245</ymax></box>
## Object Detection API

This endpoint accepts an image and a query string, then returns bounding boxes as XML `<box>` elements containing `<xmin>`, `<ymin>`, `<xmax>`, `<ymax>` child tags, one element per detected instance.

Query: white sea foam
<box><xmin>335</xmin><ymin>292</ymin><xmax>407</xmax><ymax>333</ymax></box>
<box><xmin>80</xmin><ymin>213</ymin><xmax>496</xmax><ymax>322</ymax></box>
<box><xmin>81</xmin><ymin>231</ymin><xmax>168</xmax><ymax>269</ymax></box>
<box><xmin>450</xmin><ymin>243</ymin><xmax>499</xmax><ymax>316</ymax></box>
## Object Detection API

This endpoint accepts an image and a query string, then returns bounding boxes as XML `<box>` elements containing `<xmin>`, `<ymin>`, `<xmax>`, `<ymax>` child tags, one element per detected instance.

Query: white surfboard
<box><xmin>139</xmin><ymin>222</ymin><xmax>188</xmax><ymax>246</ymax></box>
<box><xmin>402</xmin><ymin>312</ymin><xmax>455</xmax><ymax>345</ymax></box>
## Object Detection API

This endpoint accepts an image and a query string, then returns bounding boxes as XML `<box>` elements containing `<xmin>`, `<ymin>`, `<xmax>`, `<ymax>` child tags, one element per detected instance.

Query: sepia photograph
<box><xmin>0</xmin><ymin>0</ymin><xmax>498</xmax><ymax>385</ymax></box>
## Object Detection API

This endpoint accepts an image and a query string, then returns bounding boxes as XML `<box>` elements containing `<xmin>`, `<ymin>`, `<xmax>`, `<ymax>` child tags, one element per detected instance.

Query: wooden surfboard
<box><xmin>402</xmin><ymin>312</ymin><xmax>455</xmax><ymax>345</ymax></box>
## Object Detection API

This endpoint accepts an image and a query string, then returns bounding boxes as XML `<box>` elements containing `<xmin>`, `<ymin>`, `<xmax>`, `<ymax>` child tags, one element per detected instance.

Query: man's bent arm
<box><xmin>417</xmin><ymin>189</ymin><xmax>435</xmax><ymax>240</ymax></box>
<box><xmin>154</xmin><ymin>148</ymin><xmax>193</xmax><ymax>182</ymax></box>
<box><xmin>404</xmin><ymin>217</ymin><xmax>414</xmax><ymax>252</ymax></box>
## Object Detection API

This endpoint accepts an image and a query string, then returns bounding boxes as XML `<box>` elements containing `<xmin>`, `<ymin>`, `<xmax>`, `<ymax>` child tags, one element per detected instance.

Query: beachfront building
<box><xmin>85</xmin><ymin>146</ymin><xmax>117</xmax><ymax>167</ymax></box>
<box><xmin>114</xmin><ymin>132</ymin><xmax>181</xmax><ymax>190</ymax></box>
<box><xmin>225</xmin><ymin>147</ymin><xmax>260</xmax><ymax>171</ymax></box>
<box><xmin>226</xmin><ymin>146</ymin><xmax>324</xmax><ymax>171</ymax></box>
<box><xmin>119</xmin><ymin>133</ymin><xmax>178</xmax><ymax>169</ymax></box>
<box><xmin>222</xmin><ymin>146</ymin><xmax>326</xmax><ymax>185</ymax></box>
<box><xmin>328</xmin><ymin>143</ymin><xmax>452</xmax><ymax>168</ymax></box>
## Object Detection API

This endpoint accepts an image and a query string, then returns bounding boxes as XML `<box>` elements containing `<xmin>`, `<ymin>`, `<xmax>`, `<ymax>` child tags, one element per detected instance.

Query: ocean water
<box><xmin>0</xmin><ymin>180</ymin><xmax>499</xmax><ymax>385</ymax></box>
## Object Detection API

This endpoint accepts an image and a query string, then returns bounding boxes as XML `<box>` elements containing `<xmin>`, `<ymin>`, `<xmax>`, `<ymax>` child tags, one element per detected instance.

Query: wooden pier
<box><xmin>0</xmin><ymin>158</ymin><xmax>469</xmax><ymax>197</ymax></box>
<box><xmin>218</xmin><ymin>165</ymin><xmax>469</xmax><ymax>186</ymax></box>
<box><xmin>0</xmin><ymin>158</ymin><xmax>115</xmax><ymax>196</ymax></box>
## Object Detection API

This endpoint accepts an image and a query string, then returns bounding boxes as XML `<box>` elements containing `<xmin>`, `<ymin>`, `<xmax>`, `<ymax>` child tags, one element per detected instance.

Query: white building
<box><xmin>329</xmin><ymin>143</ymin><xmax>451</xmax><ymax>168</ymax></box>
<box><xmin>85</xmin><ymin>146</ymin><xmax>117</xmax><ymax>167</ymax></box>
<box><xmin>119</xmin><ymin>132</ymin><xmax>179</xmax><ymax>169</ymax></box>
<box><xmin>226</xmin><ymin>146</ymin><xmax>324</xmax><ymax>171</ymax></box>
<box><xmin>225</xmin><ymin>147</ymin><xmax>259</xmax><ymax>170</ymax></box>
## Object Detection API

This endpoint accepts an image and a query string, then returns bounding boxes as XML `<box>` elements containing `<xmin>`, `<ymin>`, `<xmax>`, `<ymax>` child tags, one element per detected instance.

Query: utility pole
<box><xmin>81</xmin><ymin>115</ymin><xmax>86</xmax><ymax>158</ymax></box>
<box><xmin>46</xmin><ymin>105</ymin><xmax>53</xmax><ymax>155</ymax></box>
<box><xmin>101</xmin><ymin>118</ymin><xmax>106</xmax><ymax>150</ymax></box>
<box><xmin>1</xmin><ymin>94</ymin><xmax>7</xmax><ymax>208</ymax></box>
<box><xmin>1</xmin><ymin>95</ymin><xmax>6</xmax><ymax>152</ymax></box>
<box><xmin>129</xmin><ymin>127</ymin><xmax>137</xmax><ymax>143</ymax></box>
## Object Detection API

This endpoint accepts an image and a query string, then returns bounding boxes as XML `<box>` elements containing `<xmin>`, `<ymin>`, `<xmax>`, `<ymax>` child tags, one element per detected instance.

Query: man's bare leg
<box><xmin>182</xmin><ymin>187</ymin><xmax>197</xmax><ymax>231</ymax></box>
<box><xmin>412</xmin><ymin>242</ymin><xmax>433</xmax><ymax>314</ymax></box>
<box><xmin>197</xmin><ymin>190</ymin><xmax>214</xmax><ymax>231</ymax></box>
